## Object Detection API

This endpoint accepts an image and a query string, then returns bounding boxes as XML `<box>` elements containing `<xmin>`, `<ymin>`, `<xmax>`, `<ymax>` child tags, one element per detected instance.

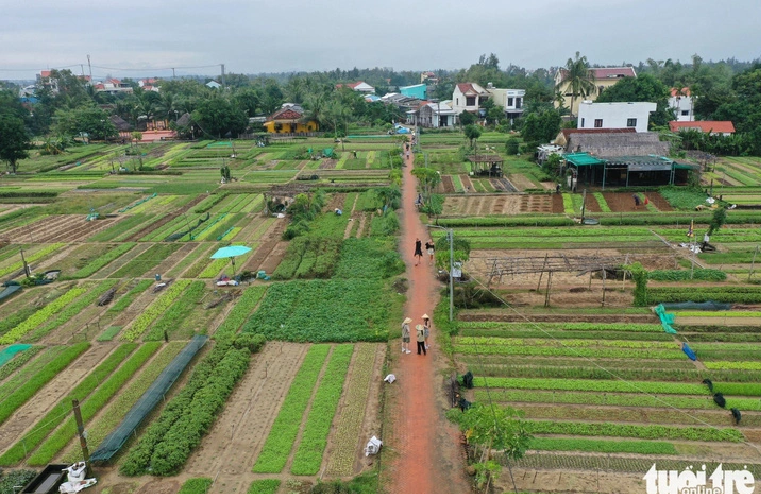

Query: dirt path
<box><xmin>184</xmin><ymin>342</ymin><xmax>308</xmax><ymax>494</ymax></box>
<box><xmin>381</xmin><ymin>153</ymin><xmax>471</xmax><ymax>494</ymax></box>
<box><xmin>0</xmin><ymin>342</ymin><xmax>118</xmax><ymax>455</ymax></box>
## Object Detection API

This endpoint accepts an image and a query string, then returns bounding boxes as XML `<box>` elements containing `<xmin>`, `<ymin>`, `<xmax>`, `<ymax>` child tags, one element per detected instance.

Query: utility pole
<box><xmin>581</xmin><ymin>189</ymin><xmax>587</xmax><ymax>223</ymax></box>
<box><xmin>750</xmin><ymin>245</ymin><xmax>759</xmax><ymax>280</ymax></box>
<box><xmin>19</xmin><ymin>248</ymin><xmax>30</xmax><ymax>278</ymax></box>
<box><xmin>172</xmin><ymin>67</ymin><xmax>176</xmax><ymax>80</ymax></box>
<box><xmin>449</xmin><ymin>229</ymin><xmax>454</xmax><ymax>322</ymax></box>
<box><xmin>72</xmin><ymin>399</ymin><xmax>90</xmax><ymax>466</ymax></box>
<box><xmin>220</xmin><ymin>64</ymin><xmax>226</xmax><ymax>88</ymax></box>
<box><xmin>87</xmin><ymin>54</ymin><xmax>92</xmax><ymax>82</ymax></box>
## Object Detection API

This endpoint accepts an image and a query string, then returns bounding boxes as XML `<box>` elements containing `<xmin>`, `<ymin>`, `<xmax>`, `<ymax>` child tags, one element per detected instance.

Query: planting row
<box><xmin>120</xmin><ymin>334</ymin><xmax>265</xmax><ymax>476</ymax></box>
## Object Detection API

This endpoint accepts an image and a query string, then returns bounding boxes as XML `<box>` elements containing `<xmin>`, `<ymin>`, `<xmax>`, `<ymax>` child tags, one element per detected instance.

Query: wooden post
<box><xmin>544</xmin><ymin>271</ymin><xmax>553</xmax><ymax>308</ymax></box>
<box><xmin>72</xmin><ymin>399</ymin><xmax>90</xmax><ymax>465</ymax></box>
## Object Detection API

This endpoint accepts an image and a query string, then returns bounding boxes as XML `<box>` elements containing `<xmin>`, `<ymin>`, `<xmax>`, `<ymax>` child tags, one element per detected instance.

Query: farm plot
<box><xmin>442</xmin><ymin>194</ymin><xmax>523</xmax><ymax>216</ymax></box>
<box><xmin>1</xmin><ymin>214</ymin><xmax>123</xmax><ymax>243</ymax></box>
<box><xmin>452</xmin><ymin>308</ymin><xmax>761</xmax><ymax>468</ymax></box>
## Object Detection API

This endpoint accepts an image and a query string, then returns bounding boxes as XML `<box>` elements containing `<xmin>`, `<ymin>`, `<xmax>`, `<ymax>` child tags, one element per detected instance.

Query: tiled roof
<box><xmin>670</xmin><ymin>87</ymin><xmax>691</xmax><ymax>97</ymax></box>
<box><xmin>270</xmin><ymin>108</ymin><xmax>303</xmax><ymax>121</ymax></box>
<box><xmin>456</xmin><ymin>83</ymin><xmax>486</xmax><ymax>95</ymax></box>
<box><xmin>669</xmin><ymin>121</ymin><xmax>736</xmax><ymax>134</ymax></box>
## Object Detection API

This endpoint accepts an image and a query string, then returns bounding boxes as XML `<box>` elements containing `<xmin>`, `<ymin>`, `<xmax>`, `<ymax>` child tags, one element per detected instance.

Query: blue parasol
<box><xmin>210</xmin><ymin>245</ymin><xmax>252</xmax><ymax>275</ymax></box>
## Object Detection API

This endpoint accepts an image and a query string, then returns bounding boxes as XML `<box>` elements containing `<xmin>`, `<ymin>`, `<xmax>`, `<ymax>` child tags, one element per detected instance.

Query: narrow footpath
<box><xmin>382</xmin><ymin>151</ymin><xmax>471</xmax><ymax>493</ymax></box>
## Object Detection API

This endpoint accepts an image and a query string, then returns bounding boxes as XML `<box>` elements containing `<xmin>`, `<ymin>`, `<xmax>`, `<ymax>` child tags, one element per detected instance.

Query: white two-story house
<box><xmin>669</xmin><ymin>87</ymin><xmax>694</xmax><ymax>122</ymax></box>
<box><xmin>452</xmin><ymin>83</ymin><xmax>490</xmax><ymax>116</ymax></box>
<box><xmin>577</xmin><ymin>101</ymin><xmax>656</xmax><ymax>133</ymax></box>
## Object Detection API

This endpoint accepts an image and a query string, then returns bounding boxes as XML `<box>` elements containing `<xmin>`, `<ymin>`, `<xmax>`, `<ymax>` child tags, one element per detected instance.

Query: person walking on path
<box><xmin>416</xmin><ymin>324</ymin><xmax>427</xmax><ymax>355</ymax></box>
<box><xmin>401</xmin><ymin>317</ymin><xmax>412</xmax><ymax>354</ymax></box>
<box><xmin>422</xmin><ymin>313</ymin><xmax>431</xmax><ymax>349</ymax></box>
<box><xmin>424</xmin><ymin>238</ymin><xmax>435</xmax><ymax>265</ymax></box>
<box><xmin>414</xmin><ymin>238</ymin><xmax>423</xmax><ymax>266</ymax></box>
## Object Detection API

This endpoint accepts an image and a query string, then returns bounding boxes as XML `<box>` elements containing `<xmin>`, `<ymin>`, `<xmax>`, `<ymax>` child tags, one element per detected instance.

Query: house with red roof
<box><xmin>335</xmin><ymin>81</ymin><xmax>375</xmax><ymax>94</ymax></box>
<box><xmin>452</xmin><ymin>82</ymin><xmax>490</xmax><ymax>116</ymax></box>
<box><xmin>420</xmin><ymin>71</ymin><xmax>438</xmax><ymax>84</ymax></box>
<box><xmin>263</xmin><ymin>105</ymin><xmax>319</xmax><ymax>135</ymax></box>
<box><xmin>669</xmin><ymin>121</ymin><xmax>736</xmax><ymax>136</ymax></box>
<box><xmin>554</xmin><ymin>66</ymin><xmax>637</xmax><ymax>115</ymax></box>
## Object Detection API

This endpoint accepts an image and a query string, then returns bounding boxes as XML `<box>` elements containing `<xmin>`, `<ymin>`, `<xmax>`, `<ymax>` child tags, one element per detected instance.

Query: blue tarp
<box><xmin>0</xmin><ymin>285</ymin><xmax>21</xmax><ymax>302</ymax></box>
<box><xmin>682</xmin><ymin>343</ymin><xmax>697</xmax><ymax>361</ymax></box>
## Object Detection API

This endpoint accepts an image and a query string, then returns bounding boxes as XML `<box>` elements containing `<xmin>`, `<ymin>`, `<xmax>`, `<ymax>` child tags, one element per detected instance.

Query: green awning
<box><xmin>564</xmin><ymin>152</ymin><xmax>605</xmax><ymax>166</ymax></box>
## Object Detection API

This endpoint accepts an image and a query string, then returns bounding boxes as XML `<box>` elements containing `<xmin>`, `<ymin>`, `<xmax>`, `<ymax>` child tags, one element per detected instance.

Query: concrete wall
<box><xmin>577</xmin><ymin>102</ymin><xmax>656</xmax><ymax>133</ymax></box>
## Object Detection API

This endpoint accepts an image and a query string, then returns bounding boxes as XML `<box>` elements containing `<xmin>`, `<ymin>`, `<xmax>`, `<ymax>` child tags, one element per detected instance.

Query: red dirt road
<box><xmin>382</xmin><ymin>152</ymin><xmax>471</xmax><ymax>494</ymax></box>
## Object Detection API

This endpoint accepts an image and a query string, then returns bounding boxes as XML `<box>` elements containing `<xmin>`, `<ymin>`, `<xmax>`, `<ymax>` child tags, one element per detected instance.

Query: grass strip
<box><xmin>479</xmin><ymin>377</ymin><xmax>761</xmax><ymax>396</ymax></box>
<box><xmin>108</xmin><ymin>279</ymin><xmax>153</xmax><ymax>314</ymax></box>
<box><xmin>68</xmin><ymin>243</ymin><xmax>136</xmax><ymax>278</ymax></box>
<box><xmin>528</xmin><ymin>420</ymin><xmax>743</xmax><ymax>442</ymax></box>
<box><xmin>178</xmin><ymin>478</ymin><xmax>213</xmax><ymax>494</ymax></box>
<box><xmin>454</xmin><ymin>343</ymin><xmax>681</xmax><ymax>360</ymax></box>
<box><xmin>291</xmin><ymin>344</ymin><xmax>353</xmax><ymax>475</ymax></box>
<box><xmin>530</xmin><ymin>437</ymin><xmax>677</xmax><ymax>454</ymax></box>
<box><xmin>28</xmin><ymin>343</ymin><xmax>160</xmax><ymax>465</ymax></box>
<box><xmin>145</xmin><ymin>281</ymin><xmax>205</xmax><ymax>341</ymax></box>
<box><xmin>213</xmin><ymin>286</ymin><xmax>268</xmax><ymax>340</ymax></box>
<box><xmin>253</xmin><ymin>344</ymin><xmax>330</xmax><ymax>473</ymax></box>
<box><xmin>122</xmin><ymin>280</ymin><xmax>191</xmax><ymax>342</ymax></box>
<box><xmin>247</xmin><ymin>480</ymin><xmax>280</xmax><ymax>494</ymax></box>
<box><xmin>479</xmin><ymin>389</ymin><xmax>761</xmax><ymax>411</ymax></box>
<box><xmin>61</xmin><ymin>342</ymin><xmax>185</xmax><ymax>462</ymax></box>
<box><xmin>0</xmin><ymin>287</ymin><xmax>87</xmax><ymax>344</ymax></box>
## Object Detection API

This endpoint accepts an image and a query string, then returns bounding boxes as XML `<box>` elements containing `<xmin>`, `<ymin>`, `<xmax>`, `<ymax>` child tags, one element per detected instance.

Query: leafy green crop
<box><xmin>528</xmin><ymin>420</ymin><xmax>743</xmax><ymax>442</ymax></box>
<box><xmin>213</xmin><ymin>286</ymin><xmax>267</xmax><ymax>340</ymax></box>
<box><xmin>122</xmin><ymin>280</ymin><xmax>191</xmax><ymax>341</ymax></box>
<box><xmin>28</xmin><ymin>343</ymin><xmax>160</xmax><ymax>465</ymax></box>
<box><xmin>108</xmin><ymin>243</ymin><xmax>182</xmax><ymax>278</ymax></box>
<box><xmin>108</xmin><ymin>279</ymin><xmax>153</xmax><ymax>314</ymax></box>
<box><xmin>530</xmin><ymin>437</ymin><xmax>676</xmax><ymax>454</ymax></box>
<box><xmin>68</xmin><ymin>243</ymin><xmax>136</xmax><ymax>278</ymax></box>
<box><xmin>145</xmin><ymin>280</ymin><xmax>206</xmax><ymax>341</ymax></box>
<box><xmin>0</xmin><ymin>287</ymin><xmax>86</xmax><ymax>344</ymax></box>
<box><xmin>253</xmin><ymin>344</ymin><xmax>330</xmax><ymax>473</ymax></box>
<box><xmin>178</xmin><ymin>478</ymin><xmax>213</xmax><ymax>494</ymax></box>
<box><xmin>0</xmin><ymin>243</ymin><xmax>64</xmax><ymax>278</ymax></box>
<box><xmin>245</xmin><ymin>279</ymin><xmax>392</xmax><ymax>342</ymax></box>
<box><xmin>247</xmin><ymin>480</ymin><xmax>281</xmax><ymax>494</ymax></box>
<box><xmin>291</xmin><ymin>344</ymin><xmax>353</xmax><ymax>475</ymax></box>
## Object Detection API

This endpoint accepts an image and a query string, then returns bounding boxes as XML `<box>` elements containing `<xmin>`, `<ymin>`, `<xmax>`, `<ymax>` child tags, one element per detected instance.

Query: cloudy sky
<box><xmin>2</xmin><ymin>0</ymin><xmax>760</xmax><ymax>81</ymax></box>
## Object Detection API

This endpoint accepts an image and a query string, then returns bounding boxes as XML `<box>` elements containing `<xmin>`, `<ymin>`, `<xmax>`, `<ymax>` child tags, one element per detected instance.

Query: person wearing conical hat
<box><xmin>416</xmin><ymin>324</ymin><xmax>426</xmax><ymax>356</ymax></box>
<box><xmin>401</xmin><ymin>317</ymin><xmax>412</xmax><ymax>354</ymax></box>
<box><xmin>422</xmin><ymin>313</ymin><xmax>431</xmax><ymax>350</ymax></box>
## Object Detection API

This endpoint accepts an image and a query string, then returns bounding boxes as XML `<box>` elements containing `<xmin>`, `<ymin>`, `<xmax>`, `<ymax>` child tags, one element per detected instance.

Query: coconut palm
<box><xmin>557</xmin><ymin>52</ymin><xmax>596</xmax><ymax>117</ymax></box>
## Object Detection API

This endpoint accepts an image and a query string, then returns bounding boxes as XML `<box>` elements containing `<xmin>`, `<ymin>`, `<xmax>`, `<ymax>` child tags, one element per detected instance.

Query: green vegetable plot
<box><xmin>253</xmin><ymin>344</ymin><xmax>330</xmax><ymax>473</ymax></box>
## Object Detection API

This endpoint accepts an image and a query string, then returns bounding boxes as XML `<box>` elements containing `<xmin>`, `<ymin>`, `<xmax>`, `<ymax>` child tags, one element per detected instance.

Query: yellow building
<box><xmin>263</xmin><ymin>108</ymin><xmax>319</xmax><ymax>134</ymax></box>
<box><xmin>554</xmin><ymin>67</ymin><xmax>637</xmax><ymax>116</ymax></box>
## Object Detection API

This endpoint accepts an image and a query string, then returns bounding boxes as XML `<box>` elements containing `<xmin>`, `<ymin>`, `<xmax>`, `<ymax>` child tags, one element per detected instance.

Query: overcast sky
<box><xmin>2</xmin><ymin>0</ymin><xmax>760</xmax><ymax>81</ymax></box>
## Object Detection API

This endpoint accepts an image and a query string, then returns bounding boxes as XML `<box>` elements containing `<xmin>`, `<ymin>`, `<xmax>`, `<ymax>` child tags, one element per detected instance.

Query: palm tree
<box><xmin>556</xmin><ymin>52</ymin><xmax>596</xmax><ymax>117</ymax></box>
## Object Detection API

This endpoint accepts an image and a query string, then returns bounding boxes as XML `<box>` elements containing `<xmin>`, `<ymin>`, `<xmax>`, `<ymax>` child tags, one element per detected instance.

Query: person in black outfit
<box><xmin>414</xmin><ymin>238</ymin><xmax>423</xmax><ymax>266</ymax></box>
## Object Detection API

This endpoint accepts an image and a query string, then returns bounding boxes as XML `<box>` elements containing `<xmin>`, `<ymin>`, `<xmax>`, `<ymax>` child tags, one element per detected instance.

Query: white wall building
<box><xmin>669</xmin><ymin>88</ymin><xmax>694</xmax><ymax>122</ymax></box>
<box><xmin>577</xmin><ymin>101</ymin><xmax>656</xmax><ymax>133</ymax></box>
<box><xmin>487</xmin><ymin>87</ymin><xmax>526</xmax><ymax>120</ymax></box>
<box><xmin>452</xmin><ymin>83</ymin><xmax>489</xmax><ymax>115</ymax></box>
<box><xmin>407</xmin><ymin>101</ymin><xmax>457</xmax><ymax>128</ymax></box>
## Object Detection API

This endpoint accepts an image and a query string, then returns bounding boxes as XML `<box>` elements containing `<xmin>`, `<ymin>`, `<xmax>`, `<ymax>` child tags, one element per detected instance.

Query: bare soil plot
<box><xmin>643</xmin><ymin>191</ymin><xmax>674</xmax><ymax>211</ymax></box>
<box><xmin>490</xmin><ymin>177</ymin><xmax>518</xmax><ymax>192</ymax></box>
<box><xmin>460</xmin><ymin>174</ymin><xmax>473</xmax><ymax>191</ymax></box>
<box><xmin>552</xmin><ymin>193</ymin><xmax>564</xmax><ymax>213</ymax></box>
<box><xmin>602</xmin><ymin>192</ymin><xmax>647</xmax><ymax>212</ymax></box>
<box><xmin>519</xmin><ymin>194</ymin><xmax>554</xmax><ymax>213</ymax></box>
<box><xmin>2</xmin><ymin>215</ymin><xmax>121</xmax><ymax>243</ymax></box>
<box><xmin>184</xmin><ymin>343</ymin><xmax>308</xmax><ymax>494</ymax></box>
<box><xmin>506</xmin><ymin>173</ymin><xmax>537</xmax><ymax>191</ymax></box>
<box><xmin>319</xmin><ymin>159</ymin><xmax>337</xmax><ymax>170</ymax></box>
<box><xmin>241</xmin><ymin>218</ymin><xmax>289</xmax><ymax>274</ymax></box>
<box><xmin>442</xmin><ymin>194</ymin><xmax>523</xmax><ymax>216</ymax></box>
<box><xmin>0</xmin><ymin>343</ymin><xmax>118</xmax><ymax>455</ymax></box>
<box><xmin>441</xmin><ymin>176</ymin><xmax>455</xmax><ymax>193</ymax></box>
